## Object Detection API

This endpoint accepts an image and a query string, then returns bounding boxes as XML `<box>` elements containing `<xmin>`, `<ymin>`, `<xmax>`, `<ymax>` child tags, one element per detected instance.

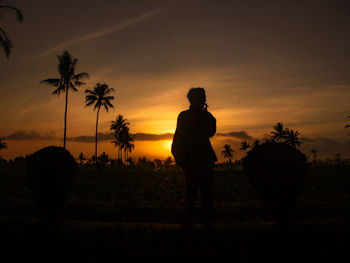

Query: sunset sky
<box><xmin>1</xmin><ymin>0</ymin><xmax>350</xmax><ymax>161</ymax></box>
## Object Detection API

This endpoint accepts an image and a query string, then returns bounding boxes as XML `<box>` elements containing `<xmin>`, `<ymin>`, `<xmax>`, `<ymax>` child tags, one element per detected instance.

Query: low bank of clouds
<box><xmin>216</xmin><ymin>131</ymin><xmax>254</xmax><ymax>141</ymax></box>
<box><xmin>6</xmin><ymin>130</ymin><xmax>56</xmax><ymax>140</ymax></box>
<box><xmin>6</xmin><ymin>130</ymin><xmax>255</xmax><ymax>142</ymax></box>
<box><xmin>68</xmin><ymin>132</ymin><xmax>173</xmax><ymax>142</ymax></box>
<box><xmin>6</xmin><ymin>129</ymin><xmax>350</xmax><ymax>158</ymax></box>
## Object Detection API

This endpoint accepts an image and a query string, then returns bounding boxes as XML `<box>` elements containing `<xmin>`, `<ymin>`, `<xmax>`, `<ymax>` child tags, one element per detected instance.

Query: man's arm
<box><xmin>171</xmin><ymin>112</ymin><xmax>186</xmax><ymax>165</ymax></box>
<box><xmin>208</xmin><ymin>112</ymin><xmax>216</xmax><ymax>137</ymax></box>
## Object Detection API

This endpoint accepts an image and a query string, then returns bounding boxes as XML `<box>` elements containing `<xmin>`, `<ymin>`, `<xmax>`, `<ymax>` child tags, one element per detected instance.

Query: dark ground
<box><xmin>1</xmin><ymin>199</ymin><xmax>350</xmax><ymax>261</ymax></box>
<box><xmin>1</xmin><ymin>164</ymin><xmax>350</xmax><ymax>260</ymax></box>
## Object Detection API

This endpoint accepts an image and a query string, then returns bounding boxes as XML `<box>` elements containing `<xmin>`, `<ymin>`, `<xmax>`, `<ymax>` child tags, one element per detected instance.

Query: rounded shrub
<box><xmin>26</xmin><ymin>146</ymin><xmax>77</xmax><ymax>224</ymax></box>
<box><xmin>242</xmin><ymin>142</ymin><xmax>307</xmax><ymax>224</ymax></box>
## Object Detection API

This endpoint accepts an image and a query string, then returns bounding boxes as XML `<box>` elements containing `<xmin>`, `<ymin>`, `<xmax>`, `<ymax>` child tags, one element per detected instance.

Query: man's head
<box><xmin>187</xmin><ymin>87</ymin><xmax>206</xmax><ymax>109</ymax></box>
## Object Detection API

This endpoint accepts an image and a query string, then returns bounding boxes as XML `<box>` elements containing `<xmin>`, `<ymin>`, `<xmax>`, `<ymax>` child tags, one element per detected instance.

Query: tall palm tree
<box><xmin>271</xmin><ymin>122</ymin><xmax>289</xmax><ymax>142</ymax></box>
<box><xmin>40</xmin><ymin>50</ymin><xmax>89</xmax><ymax>149</ymax></box>
<box><xmin>240</xmin><ymin>141</ymin><xmax>251</xmax><ymax>151</ymax></box>
<box><xmin>85</xmin><ymin>83</ymin><xmax>114</xmax><ymax>159</ymax></box>
<box><xmin>285</xmin><ymin>129</ymin><xmax>301</xmax><ymax>148</ymax></box>
<box><xmin>0</xmin><ymin>136</ymin><xmax>7</xmax><ymax>150</ymax></box>
<box><xmin>0</xmin><ymin>1</ymin><xmax>23</xmax><ymax>58</ymax></box>
<box><xmin>110</xmin><ymin>115</ymin><xmax>130</xmax><ymax>160</ymax></box>
<box><xmin>121</xmin><ymin>131</ymin><xmax>134</xmax><ymax>163</ymax></box>
<box><xmin>222</xmin><ymin>144</ymin><xmax>235</xmax><ymax>163</ymax></box>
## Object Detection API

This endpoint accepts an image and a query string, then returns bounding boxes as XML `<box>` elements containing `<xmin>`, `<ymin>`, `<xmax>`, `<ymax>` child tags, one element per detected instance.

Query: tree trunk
<box><xmin>95</xmin><ymin>107</ymin><xmax>100</xmax><ymax>162</ymax></box>
<box><xmin>63</xmin><ymin>87</ymin><xmax>69</xmax><ymax>149</ymax></box>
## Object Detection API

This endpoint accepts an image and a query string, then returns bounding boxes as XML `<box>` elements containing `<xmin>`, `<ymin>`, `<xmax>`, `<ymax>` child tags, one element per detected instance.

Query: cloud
<box><xmin>69</xmin><ymin>132</ymin><xmax>174</xmax><ymax>143</ymax></box>
<box><xmin>216</xmin><ymin>131</ymin><xmax>254</xmax><ymax>141</ymax></box>
<box><xmin>134</xmin><ymin>133</ymin><xmax>173</xmax><ymax>141</ymax></box>
<box><xmin>29</xmin><ymin>9</ymin><xmax>163</xmax><ymax>63</ymax></box>
<box><xmin>6</xmin><ymin>130</ymin><xmax>56</xmax><ymax>140</ymax></box>
<box><xmin>68</xmin><ymin>133</ymin><xmax>114</xmax><ymax>143</ymax></box>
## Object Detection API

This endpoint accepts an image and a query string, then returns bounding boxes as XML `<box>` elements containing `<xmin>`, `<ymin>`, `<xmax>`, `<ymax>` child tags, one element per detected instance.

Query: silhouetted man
<box><xmin>171</xmin><ymin>87</ymin><xmax>217</xmax><ymax>228</ymax></box>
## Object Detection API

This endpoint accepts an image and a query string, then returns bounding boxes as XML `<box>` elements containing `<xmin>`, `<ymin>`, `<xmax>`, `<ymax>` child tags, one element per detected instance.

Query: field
<box><xmin>1</xmin><ymin>163</ymin><xmax>350</xmax><ymax>259</ymax></box>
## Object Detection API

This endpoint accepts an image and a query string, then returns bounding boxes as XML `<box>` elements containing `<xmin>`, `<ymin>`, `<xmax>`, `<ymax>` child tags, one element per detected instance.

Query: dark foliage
<box><xmin>26</xmin><ymin>146</ymin><xmax>77</xmax><ymax>227</ymax></box>
<box><xmin>242</xmin><ymin>141</ymin><xmax>307</xmax><ymax>224</ymax></box>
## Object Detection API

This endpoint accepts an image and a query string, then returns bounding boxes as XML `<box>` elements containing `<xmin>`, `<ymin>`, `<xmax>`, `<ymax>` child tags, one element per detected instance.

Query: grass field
<box><xmin>1</xmin><ymin>163</ymin><xmax>350</xmax><ymax>258</ymax></box>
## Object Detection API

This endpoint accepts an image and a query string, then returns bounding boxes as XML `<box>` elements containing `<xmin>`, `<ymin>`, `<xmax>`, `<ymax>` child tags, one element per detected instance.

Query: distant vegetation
<box><xmin>110</xmin><ymin>115</ymin><xmax>134</xmax><ymax>164</ymax></box>
<box><xmin>222</xmin><ymin>122</ymin><xmax>302</xmax><ymax>163</ymax></box>
<box><xmin>221</xmin><ymin>144</ymin><xmax>235</xmax><ymax>164</ymax></box>
<box><xmin>0</xmin><ymin>136</ymin><xmax>7</xmax><ymax>150</ymax></box>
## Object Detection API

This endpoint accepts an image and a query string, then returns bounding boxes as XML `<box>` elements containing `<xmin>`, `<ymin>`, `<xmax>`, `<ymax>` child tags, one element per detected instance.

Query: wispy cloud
<box><xmin>29</xmin><ymin>10</ymin><xmax>163</xmax><ymax>63</ymax></box>
<box><xmin>216</xmin><ymin>131</ymin><xmax>254</xmax><ymax>141</ymax></box>
<box><xmin>6</xmin><ymin>130</ymin><xmax>254</xmax><ymax>142</ymax></box>
<box><xmin>69</xmin><ymin>132</ymin><xmax>173</xmax><ymax>142</ymax></box>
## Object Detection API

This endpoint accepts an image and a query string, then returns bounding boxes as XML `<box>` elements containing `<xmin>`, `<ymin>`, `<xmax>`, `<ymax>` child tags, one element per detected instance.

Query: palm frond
<box><xmin>40</xmin><ymin>78</ymin><xmax>61</xmax><ymax>86</ymax></box>
<box><xmin>0</xmin><ymin>28</ymin><xmax>12</xmax><ymax>58</ymax></box>
<box><xmin>85</xmin><ymin>95</ymin><xmax>97</xmax><ymax>100</ymax></box>
<box><xmin>94</xmin><ymin>103</ymin><xmax>101</xmax><ymax>111</ymax></box>
<box><xmin>104</xmin><ymin>96</ymin><xmax>114</xmax><ymax>100</ymax></box>
<box><xmin>0</xmin><ymin>5</ymin><xmax>23</xmax><ymax>22</ymax></box>
<box><xmin>85</xmin><ymin>100</ymin><xmax>96</xmax><ymax>107</ymax></box>
<box><xmin>73</xmin><ymin>80</ymin><xmax>85</xmax><ymax>87</ymax></box>
<box><xmin>85</xmin><ymin>89</ymin><xmax>96</xmax><ymax>95</ymax></box>
<box><xmin>73</xmin><ymin>72</ymin><xmax>89</xmax><ymax>80</ymax></box>
<box><xmin>69</xmin><ymin>82</ymin><xmax>78</xmax><ymax>92</ymax></box>
<box><xmin>104</xmin><ymin>87</ymin><xmax>115</xmax><ymax>95</ymax></box>
<box><xmin>103</xmin><ymin>104</ymin><xmax>109</xmax><ymax>112</ymax></box>
<box><xmin>52</xmin><ymin>85</ymin><xmax>65</xmax><ymax>96</ymax></box>
<box><xmin>104</xmin><ymin>100</ymin><xmax>114</xmax><ymax>108</ymax></box>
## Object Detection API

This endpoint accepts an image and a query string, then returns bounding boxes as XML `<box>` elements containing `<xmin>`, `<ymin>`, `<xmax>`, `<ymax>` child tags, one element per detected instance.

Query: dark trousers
<box><xmin>183</xmin><ymin>165</ymin><xmax>214</xmax><ymax>225</ymax></box>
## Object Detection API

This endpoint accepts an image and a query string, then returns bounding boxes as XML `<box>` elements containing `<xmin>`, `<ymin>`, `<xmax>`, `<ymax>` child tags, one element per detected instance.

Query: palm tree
<box><xmin>285</xmin><ymin>129</ymin><xmax>301</xmax><ymax>148</ymax></box>
<box><xmin>111</xmin><ymin>115</ymin><xmax>130</xmax><ymax>160</ymax></box>
<box><xmin>271</xmin><ymin>122</ymin><xmax>288</xmax><ymax>142</ymax></box>
<box><xmin>240</xmin><ymin>141</ymin><xmax>251</xmax><ymax>151</ymax></box>
<box><xmin>252</xmin><ymin>140</ymin><xmax>260</xmax><ymax>149</ymax></box>
<box><xmin>124</xmin><ymin>137</ymin><xmax>135</xmax><ymax>163</ymax></box>
<box><xmin>85</xmin><ymin>83</ymin><xmax>114</xmax><ymax>159</ymax></box>
<box><xmin>78</xmin><ymin>152</ymin><xmax>86</xmax><ymax>165</ymax></box>
<box><xmin>0</xmin><ymin>136</ymin><xmax>7</xmax><ymax>150</ymax></box>
<box><xmin>154</xmin><ymin>159</ymin><xmax>163</xmax><ymax>169</ymax></box>
<box><xmin>120</xmin><ymin>128</ymin><xmax>134</xmax><ymax>163</ymax></box>
<box><xmin>310</xmin><ymin>149</ymin><xmax>317</xmax><ymax>164</ymax></box>
<box><xmin>40</xmin><ymin>50</ymin><xmax>89</xmax><ymax>149</ymax></box>
<box><xmin>98</xmin><ymin>152</ymin><xmax>109</xmax><ymax>167</ymax></box>
<box><xmin>163</xmin><ymin>157</ymin><xmax>173</xmax><ymax>167</ymax></box>
<box><xmin>222</xmin><ymin>144</ymin><xmax>235</xmax><ymax>163</ymax></box>
<box><xmin>0</xmin><ymin>1</ymin><xmax>23</xmax><ymax>58</ymax></box>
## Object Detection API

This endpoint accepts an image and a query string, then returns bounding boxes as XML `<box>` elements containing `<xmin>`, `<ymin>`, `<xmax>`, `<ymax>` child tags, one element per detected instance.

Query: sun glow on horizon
<box><xmin>163</xmin><ymin>140</ymin><xmax>173</xmax><ymax>153</ymax></box>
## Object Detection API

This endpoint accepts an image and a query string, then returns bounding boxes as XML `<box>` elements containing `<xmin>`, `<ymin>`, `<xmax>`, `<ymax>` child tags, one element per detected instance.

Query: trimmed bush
<box><xmin>26</xmin><ymin>146</ymin><xmax>77</xmax><ymax>224</ymax></box>
<box><xmin>242</xmin><ymin>142</ymin><xmax>307</xmax><ymax>224</ymax></box>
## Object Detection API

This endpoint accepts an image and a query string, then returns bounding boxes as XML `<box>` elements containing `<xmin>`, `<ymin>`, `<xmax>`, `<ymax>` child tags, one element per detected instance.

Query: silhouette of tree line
<box><xmin>221</xmin><ymin>122</ymin><xmax>302</xmax><ymax>163</ymax></box>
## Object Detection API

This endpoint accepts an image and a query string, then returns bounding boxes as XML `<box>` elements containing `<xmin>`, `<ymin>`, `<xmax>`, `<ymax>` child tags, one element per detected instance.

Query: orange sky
<box><xmin>1</xmin><ymin>0</ymin><xmax>350</xmax><ymax>161</ymax></box>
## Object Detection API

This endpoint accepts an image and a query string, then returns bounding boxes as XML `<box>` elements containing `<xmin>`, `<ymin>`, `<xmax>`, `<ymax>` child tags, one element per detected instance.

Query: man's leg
<box><xmin>184</xmin><ymin>169</ymin><xmax>200</xmax><ymax>227</ymax></box>
<box><xmin>199</xmin><ymin>167</ymin><xmax>215</xmax><ymax>225</ymax></box>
